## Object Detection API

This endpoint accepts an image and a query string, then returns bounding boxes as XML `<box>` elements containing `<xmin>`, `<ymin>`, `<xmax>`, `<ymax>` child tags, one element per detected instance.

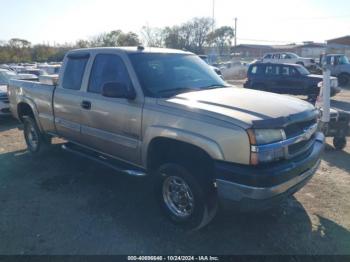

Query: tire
<box><xmin>333</xmin><ymin>137</ymin><xmax>347</xmax><ymax>150</ymax></box>
<box><xmin>338</xmin><ymin>73</ymin><xmax>350</xmax><ymax>87</ymax></box>
<box><xmin>155</xmin><ymin>163</ymin><xmax>217</xmax><ymax>230</ymax></box>
<box><xmin>23</xmin><ymin>116</ymin><xmax>51</xmax><ymax>154</ymax></box>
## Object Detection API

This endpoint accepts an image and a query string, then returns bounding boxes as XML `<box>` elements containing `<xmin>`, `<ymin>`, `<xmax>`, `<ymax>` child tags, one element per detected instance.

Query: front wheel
<box><xmin>338</xmin><ymin>73</ymin><xmax>350</xmax><ymax>87</ymax></box>
<box><xmin>333</xmin><ymin>137</ymin><xmax>347</xmax><ymax>150</ymax></box>
<box><xmin>155</xmin><ymin>163</ymin><xmax>217</xmax><ymax>230</ymax></box>
<box><xmin>23</xmin><ymin>117</ymin><xmax>51</xmax><ymax>154</ymax></box>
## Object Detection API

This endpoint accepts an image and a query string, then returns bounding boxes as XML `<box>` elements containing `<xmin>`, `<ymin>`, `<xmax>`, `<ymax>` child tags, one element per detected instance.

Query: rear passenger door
<box><xmin>54</xmin><ymin>53</ymin><xmax>89</xmax><ymax>142</ymax></box>
<box><xmin>79</xmin><ymin>53</ymin><xmax>143</xmax><ymax>164</ymax></box>
<box><xmin>278</xmin><ymin>65</ymin><xmax>304</xmax><ymax>94</ymax></box>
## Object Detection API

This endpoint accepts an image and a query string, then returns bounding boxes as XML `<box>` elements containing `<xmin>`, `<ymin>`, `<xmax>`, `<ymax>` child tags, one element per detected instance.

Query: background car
<box><xmin>262</xmin><ymin>52</ymin><xmax>316</xmax><ymax>69</ymax></box>
<box><xmin>244</xmin><ymin>62</ymin><xmax>340</xmax><ymax>98</ymax></box>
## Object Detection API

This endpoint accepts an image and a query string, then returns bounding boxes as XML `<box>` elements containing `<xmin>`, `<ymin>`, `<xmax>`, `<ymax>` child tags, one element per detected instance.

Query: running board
<box><xmin>61</xmin><ymin>143</ymin><xmax>147</xmax><ymax>177</ymax></box>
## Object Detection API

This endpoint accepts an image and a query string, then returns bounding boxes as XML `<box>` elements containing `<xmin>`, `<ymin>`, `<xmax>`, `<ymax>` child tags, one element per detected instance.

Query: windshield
<box><xmin>339</xmin><ymin>55</ymin><xmax>350</xmax><ymax>64</ymax></box>
<box><xmin>296</xmin><ymin>66</ymin><xmax>310</xmax><ymax>75</ymax></box>
<box><xmin>129</xmin><ymin>53</ymin><xmax>227</xmax><ymax>97</ymax></box>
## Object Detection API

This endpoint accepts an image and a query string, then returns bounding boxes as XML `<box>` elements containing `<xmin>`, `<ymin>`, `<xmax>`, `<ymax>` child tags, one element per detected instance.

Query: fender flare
<box><xmin>16</xmin><ymin>97</ymin><xmax>44</xmax><ymax>132</ymax></box>
<box><xmin>142</xmin><ymin>125</ymin><xmax>225</xmax><ymax>167</ymax></box>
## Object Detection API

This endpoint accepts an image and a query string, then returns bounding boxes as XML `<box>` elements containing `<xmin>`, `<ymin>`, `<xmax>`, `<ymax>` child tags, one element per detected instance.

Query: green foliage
<box><xmin>0</xmin><ymin>20</ymin><xmax>234</xmax><ymax>63</ymax></box>
<box><xmin>207</xmin><ymin>26</ymin><xmax>235</xmax><ymax>55</ymax></box>
<box><xmin>161</xmin><ymin>17</ymin><xmax>214</xmax><ymax>54</ymax></box>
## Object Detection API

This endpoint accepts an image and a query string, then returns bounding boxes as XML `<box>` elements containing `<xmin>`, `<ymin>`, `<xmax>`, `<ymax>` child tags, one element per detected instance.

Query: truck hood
<box><xmin>308</xmin><ymin>74</ymin><xmax>337</xmax><ymax>81</ymax></box>
<box><xmin>158</xmin><ymin>87</ymin><xmax>315</xmax><ymax>128</ymax></box>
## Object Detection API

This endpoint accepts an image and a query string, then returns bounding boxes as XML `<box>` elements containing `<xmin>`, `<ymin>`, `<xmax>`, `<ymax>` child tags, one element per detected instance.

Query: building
<box><xmin>326</xmin><ymin>35</ymin><xmax>350</xmax><ymax>57</ymax></box>
<box><xmin>231</xmin><ymin>42</ymin><xmax>325</xmax><ymax>60</ymax></box>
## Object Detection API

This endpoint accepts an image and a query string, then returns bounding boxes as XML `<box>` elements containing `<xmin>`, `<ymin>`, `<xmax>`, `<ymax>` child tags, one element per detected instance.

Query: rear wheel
<box><xmin>23</xmin><ymin>117</ymin><xmax>51</xmax><ymax>154</ymax></box>
<box><xmin>155</xmin><ymin>163</ymin><xmax>217</xmax><ymax>230</ymax></box>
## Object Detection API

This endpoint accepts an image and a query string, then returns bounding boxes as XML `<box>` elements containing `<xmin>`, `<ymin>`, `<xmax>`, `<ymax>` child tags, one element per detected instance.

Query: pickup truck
<box><xmin>8</xmin><ymin>47</ymin><xmax>324</xmax><ymax>230</ymax></box>
<box><xmin>320</xmin><ymin>54</ymin><xmax>350</xmax><ymax>86</ymax></box>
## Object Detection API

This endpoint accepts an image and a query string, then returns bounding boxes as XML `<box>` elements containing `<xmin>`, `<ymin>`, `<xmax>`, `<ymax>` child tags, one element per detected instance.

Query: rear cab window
<box><xmin>62</xmin><ymin>53</ymin><xmax>89</xmax><ymax>90</ymax></box>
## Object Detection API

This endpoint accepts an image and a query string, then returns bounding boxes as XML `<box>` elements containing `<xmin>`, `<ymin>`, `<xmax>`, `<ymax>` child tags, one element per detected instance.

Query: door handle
<box><xmin>81</xmin><ymin>100</ymin><xmax>91</xmax><ymax>110</ymax></box>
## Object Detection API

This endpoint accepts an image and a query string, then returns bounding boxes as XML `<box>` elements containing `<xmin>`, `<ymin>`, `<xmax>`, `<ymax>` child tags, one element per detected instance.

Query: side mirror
<box><xmin>102</xmin><ymin>82</ymin><xmax>136</xmax><ymax>100</ymax></box>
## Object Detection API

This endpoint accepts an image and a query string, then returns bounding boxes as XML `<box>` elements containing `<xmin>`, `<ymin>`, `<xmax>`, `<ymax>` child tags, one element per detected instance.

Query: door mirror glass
<box><xmin>102</xmin><ymin>82</ymin><xmax>136</xmax><ymax>99</ymax></box>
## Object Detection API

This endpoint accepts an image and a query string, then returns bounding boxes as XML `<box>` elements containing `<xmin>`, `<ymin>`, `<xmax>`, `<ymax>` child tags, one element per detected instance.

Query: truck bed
<box><xmin>8</xmin><ymin>79</ymin><xmax>56</xmax><ymax>133</ymax></box>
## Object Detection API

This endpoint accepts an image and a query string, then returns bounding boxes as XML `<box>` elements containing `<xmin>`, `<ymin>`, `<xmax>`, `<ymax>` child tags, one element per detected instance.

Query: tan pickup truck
<box><xmin>8</xmin><ymin>47</ymin><xmax>324</xmax><ymax>229</ymax></box>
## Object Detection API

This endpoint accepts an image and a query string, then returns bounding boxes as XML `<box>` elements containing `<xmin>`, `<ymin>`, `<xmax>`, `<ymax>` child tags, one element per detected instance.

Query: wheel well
<box><xmin>17</xmin><ymin>103</ymin><xmax>34</xmax><ymax>122</ymax></box>
<box><xmin>147</xmin><ymin>137</ymin><xmax>215</xmax><ymax>178</ymax></box>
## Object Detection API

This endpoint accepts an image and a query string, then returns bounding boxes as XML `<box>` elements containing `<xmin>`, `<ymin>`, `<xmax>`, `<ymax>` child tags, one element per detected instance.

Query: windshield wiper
<box><xmin>201</xmin><ymin>84</ymin><xmax>230</xmax><ymax>90</ymax></box>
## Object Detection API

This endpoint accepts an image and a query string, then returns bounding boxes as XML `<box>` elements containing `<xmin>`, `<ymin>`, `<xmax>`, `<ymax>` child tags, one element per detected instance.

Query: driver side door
<box><xmin>80</xmin><ymin>53</ymin><xmax>143</xmax><ymax>165</ymax></box>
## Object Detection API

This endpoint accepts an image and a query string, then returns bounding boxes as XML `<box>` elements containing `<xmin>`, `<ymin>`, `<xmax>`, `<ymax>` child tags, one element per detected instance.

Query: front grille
<box><xmin>284</xmin><ymin>117</ymin><xmax>318</xmax><ymax>158</ymax></box>
<box><xmin>284</xmin><ymin>118</ymin><xmax>317</xmax><ymax>138</ymax></box>
<box><xmin>0</xmin><ymin>95</ymin><xmax>9</xmax><ymax>103</ymax></box>
<box><xmin>288</xmin><ymin>135</ymin><xmax>315</xmax><ymax>156</ymax></box>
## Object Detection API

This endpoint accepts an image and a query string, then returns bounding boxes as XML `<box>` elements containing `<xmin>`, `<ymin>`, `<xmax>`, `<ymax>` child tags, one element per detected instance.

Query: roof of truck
<box><xmin>69</xmin><ymin>46</ymin><xmax>193</xmax><ymax>55</ymax></box>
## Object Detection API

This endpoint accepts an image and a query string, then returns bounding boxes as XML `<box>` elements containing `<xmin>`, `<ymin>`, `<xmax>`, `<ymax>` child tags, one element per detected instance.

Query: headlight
<box><xmin>247</xmin><ymin>129</ymin><xmax>285</xmax><ymax>145</ymax></box>
<box><xmin>247</xmin><ymin>129</ymin><xmax>286</xmax><ymax>165</ymax></box>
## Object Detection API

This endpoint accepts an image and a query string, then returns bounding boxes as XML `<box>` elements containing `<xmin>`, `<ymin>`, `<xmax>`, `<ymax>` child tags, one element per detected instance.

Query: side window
<box><xmin>281</xmin><ymin>66</ymin><xmax>290</xmax><ymax>76</ymax></box>
<box><xmin>265</xmin><ymin>65</ymin><xmax>278</xmax><ymax>76</ymax></box>
<box><xmin>264</xmin><ymin>54</ymin><xmax>272</xmax><ymax>59</ymax></box>
<box><xmin>250</xmin><ymin>65</ymin><xmax>258</xmax><ymax>74</ymax></box>
<box><xmin>62</xmin><ymin>56</ymin><xmax>89</xmax><ymax>90</ymax></box>
<box><xmin>290</xmin><ymin>67</ymin><xmax>298</xmax><ymax>76</ymax></box>
<box><xmin>88</xmin><ymin>54</ymin><xmax>132</xmax><ymax>94</ymax></box>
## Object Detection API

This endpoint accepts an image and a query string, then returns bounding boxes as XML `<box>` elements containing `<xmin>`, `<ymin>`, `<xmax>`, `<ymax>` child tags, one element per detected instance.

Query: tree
<box><xmin>8</xmin><ymin>38</ymin><xmax>31</xmax><ymax>49</ymax></box>
<box><xmin>141</xmin><ymin>25</ymin><xmax>164</xmax><ymax>47</ymax></box>
<box><xmin>190</xmin><ymin>17</ymin><xmax>214</xmax><ymax>53</ymax></box>
<box><xmin>75</xmin><ymin>39</ymin><xmax>90</xmax><ymax>48</ymax></box>
<box><xmin>207</xmin><ymin>26</ymin><xmax>234</xmax><ymax>56</ymax></box>
<box><xmin>162</xmin><ymin>17</ymin><xmax>214</xmax><ymax>54</ymax></box>
<box><xmin>117</xmin><ymin>32</ymin><xmax>140</xmax><ymax>46</ymax></box>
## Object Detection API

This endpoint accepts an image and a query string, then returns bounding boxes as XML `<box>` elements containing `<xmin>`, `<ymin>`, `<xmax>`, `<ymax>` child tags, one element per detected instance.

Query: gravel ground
<box><xmin>0</xmin><ymin>90</ymin><xmax>349</xmax><ymax>255</ymax></box>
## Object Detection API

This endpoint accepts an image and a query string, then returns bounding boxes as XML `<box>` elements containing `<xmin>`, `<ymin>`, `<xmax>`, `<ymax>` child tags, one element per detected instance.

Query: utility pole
<box><xmin>234</xmin><ymin>17</ymin><xmax>237</xmax><ymax>47</ymax></box>
<box><xmin>212</xmin><ymin>0</ymin><xmax>215</xmax><ymax>33</ymax></box>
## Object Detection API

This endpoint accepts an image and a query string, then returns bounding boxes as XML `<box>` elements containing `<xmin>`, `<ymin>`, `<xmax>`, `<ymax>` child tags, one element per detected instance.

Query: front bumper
<box><xmin>215</xmin><ymin>133</ymin><xmax>324</xmax><ymax>208</ymax></box>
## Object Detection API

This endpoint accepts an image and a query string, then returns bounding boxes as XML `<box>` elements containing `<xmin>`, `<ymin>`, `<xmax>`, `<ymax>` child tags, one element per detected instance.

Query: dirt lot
<box><xmin>0</xmin><ymin>90</ymin><xmax>349</xmax><ymax>255</ymax></box>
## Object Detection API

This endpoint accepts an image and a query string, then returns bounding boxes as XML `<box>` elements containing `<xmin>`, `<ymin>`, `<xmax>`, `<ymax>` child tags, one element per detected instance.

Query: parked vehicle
<box><xmin>9</xmin><ymin>47</ymin><xmax>324</xmax><ymax>229</ymax></box>
<box><xmin>0</xmin><ymin>85</ymin><xmax>10</xmax><ymax>115</ymax></box>
<box><xmin>320</xmin><ymin>54</ymin><xmax>350</xmax><ymax>86</ymax></box>
<box><xmin>198</xmin><ymin>55</ymin><xmax>223</xmax><ymax>78</ymax></box>
<box><xmin>37</xmin><ymin>64</ymin><xmax>61</xmax><ymax>75</ymax></box>
<box><xmin>0</xmin><ymin>69</ymin><xmax>38</xmax><ymax>86</ymax></box>
<box><xmin>244</xmin><ymin>63</ymin><xmax>340</xmax><ymax>98</ymax></box>
<box><xmin>262</xmin><ymin>52</ymin><xmax>316</xmax><ymax>69</ymax></box>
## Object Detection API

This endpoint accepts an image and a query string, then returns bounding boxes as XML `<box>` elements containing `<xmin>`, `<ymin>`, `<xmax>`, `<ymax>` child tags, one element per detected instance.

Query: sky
<box><xmin>1</xmin><ymin>0</ymin><xmax>350</xmax><ymax>45</ymax></box>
